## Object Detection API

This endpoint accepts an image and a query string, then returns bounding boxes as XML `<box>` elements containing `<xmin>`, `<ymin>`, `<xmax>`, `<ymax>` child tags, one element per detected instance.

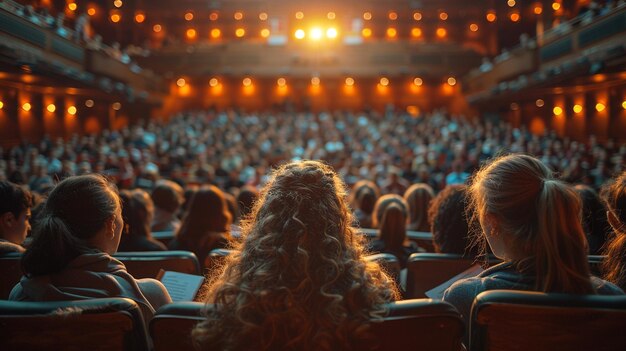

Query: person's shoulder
<box><xmin>591</xmin><ymin>276</ymin><xmax>625</xmax><ymax>295</ymax></box>
<box><xmin>136</xmin><ymin>278</ymin><xmax>172</xmax><ymax>308</ymax></box>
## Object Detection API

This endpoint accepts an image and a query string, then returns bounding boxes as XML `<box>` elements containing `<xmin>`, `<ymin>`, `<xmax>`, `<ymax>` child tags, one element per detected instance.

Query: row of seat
<box><xmin>0</xmin><ymin>251</ymin><xmax>607</xmax><ymax>300</ymax></box>
<box><xmin>2</xmin><ymin>290</ymin><xmax>625</xmax><ymax>350</ymax></box>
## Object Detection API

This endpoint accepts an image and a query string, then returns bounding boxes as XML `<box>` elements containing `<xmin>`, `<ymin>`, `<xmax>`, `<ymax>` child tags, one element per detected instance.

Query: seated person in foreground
<box><xmin>443</xmin><ymin>154</ymin><xmax>623</xmax><ymax>339</ymax></box>
<box><xmin>10</xmin><ymin>174</ymin><xmax>171</xmax><ymax>324</ymax></box>
<box><xmin>192</xmin><ymin>160</ymin><xmax>399</xmax><ymax>350</ymax></box>
<box><xmin>602</xmin><ymin>171</ymin><xmax>626</xmax><ymax>290</ymax></box>
<box><xmin>0</xmin><ymin>181</ymin><xmax>32</xmax><ymax>254</ymax></box>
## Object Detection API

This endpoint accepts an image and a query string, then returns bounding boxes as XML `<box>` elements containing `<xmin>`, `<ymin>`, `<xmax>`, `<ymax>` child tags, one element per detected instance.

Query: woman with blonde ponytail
<box><xmin>443</xmin><ymin>154</ymin><xmax>623</xmax><ymax>338</ymax></box>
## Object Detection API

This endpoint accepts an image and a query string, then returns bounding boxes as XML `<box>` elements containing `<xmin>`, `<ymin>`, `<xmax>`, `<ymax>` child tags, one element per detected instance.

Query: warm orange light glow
<box><xmin>210</xmin><ymin>28</ymin><xmax>221</xmax><ymax>39</ymax></box>
<box><xmin>379</xmin><ymin>77</ymin><xmax>389</xmax><ymax>86</ymax></box>
<box><xmin>552</xmin><ymin>2</ymin><xmax>561</xmax><ymax>11</ymax></box>
<box><xmin>68</xmin><ymin>3</ymin><xmax>77</xmax><ymax>11</ymax></box>
<box><xmin>436</xmin><ymin>27</ymin><xmax>447</xmax><ymax>38</ymax></box>
<box><xmin>0</xmin><ymin>101</ymin><xmax>4</xmax><ymax>109</ymax></box>
<box><xmin>153</xmin><ymin>24</ymin><xmax>162</xmax><ymax>32</ymax></box>
<box><xmin>186</xmin><ymin>28</ymin><xmax>197</xmax><ymax>39</ymax></box>
<box><xmin>389</xmin><ymin>12</ymin><xmax>398</xmax><ymax>20</ymax></box>
<box><xmin>185</xmin><ymin>12</ymin><xmax>194</xmax><ymax>21</ymax></box>
<box><xmin>311</xmin><ymin>77</ymin><xmax>320</xmax><ymax>86</ymax></box>
<box><xmin>310</xmin><ymin>27</ymin><xmax>323</xmax><ymax>40</ymax></box>
<box><xmin>363</xmin><ymin>12</ymin><xmax>372</xmax><ymax>20</ymax></box>
<box><xmin>622</xmin><ymin>100</ymin><xmax>626</xmax><ymax>110</ymax></box>
<box><xmin>413</xmin><ymin>12</ymin><xmax>422</xmax><ymax>21</ymax></box>
<box><xmin>507</xmin><ymin>0</ymin><xmax>516</xmax><ymax>7</ymax></box>
<box><xmin>22</xmin><ymin>103</ymin><xmax>31</xmax><ymax>111</ymax></box>
<box><xmin>407</xmin><ymin>106</ymin><xmax>420</xmax><ymax>116</ymax></box>
<box><xmin>386</xmin><ymin>27</ymin><xmax>397</xmax><ymax>38</ymax></box>
<box><xmin>209</xmin><ymin>78</ymin><xmax>219</xmax><ymax>87</ymax></box>
<box><xmin>447</xmin><ymin>77</ymin><xmax>457</xmax><ymax>86</ymax></box>
<box><xmin>413</xmin><ymin>77</ymin><xmax>423</xmax><ymax>86</ymax></box>
<box><xmin>326</xmin><ymin>28</ymin><xmax>338</xmax><ymax>39</ymax></box>
<box><xmin>295</xmin><ymin>11</ymin><xmax>304</xmax><ymax>20</ymax></box>
<box><xmin>260</xmin><ymin>28</ymin><xmax>270</xmax><ymax>38</ymax></box>
<box><xmin>277</xmin><ymin>78</ymin><xmax>286</xmax><ymax>87</ymax></box>
<box><xmin>295</xmin><ymin>29</ymin><xmax>305</xmax><ymax>39</ymax></box>
<box><xmin>135</xmin><ymin>12</ymin><xmax>145</xmax><ymax>23</ymax></box>
<box><xmin>573</xmin><ymin>104</ymin><xmax>583</xmax><ymax>113</ymax></box>
<box><xmin>87</xmin><ymin>7</ymin><xmax>96</xmax><ymax>16</ymax></box>
<box><xmin>112</xmin><ymin>102</ymin><xmax>121</xmax><ymax>111</ymax></box>
<box><xmin>85</xmin><ymin>99</ymin><xmax>94</xmax><ymax>108</ymax></box>
<box><xmin>510</xmin><ymin>12</ymin><xmax>520</xmax><ymax>22</ymax></box>
<box><xmin>439</xmin><ymin>12</ymin><xmax>448</xmax><ymax>21</ymax></box>
<box><xmin>362</xmin><ymin>28</ymin><xmax>372</xmax><ymax>38</ymax></box>
<box><xmin>46</xmin><ymin>103</ymin><xmax>56</xmax><ymax>113</ymax></box>
<box><xmin>176</xmin><ymin>78</ymin><xmax>186</xmax><ymax>87</ymax></box>
<box><xmin>110</xmin><ymin>13</ymin><xmax>121</xmax><ymax>23</ymax></box>
<box><xmin>67</xmin><ymin>106</ymin><xmax>77</xmax><ymax>115</ymax></box>
<box><xmin>536</xmin><ymin>99</ymin><xmax>545</xmax><ymax>107</ymax></box>
<box><xmin>486</xmin><ymin>12</ymin><xmax>497</xmax><ymax>22</ymax></box>
<box><xmin>209</xmin><ymin>12</ymin><xmax>218</xmax><ymax>21</ymax></box>
<box><xmin>469</xmin><ymin>23</ymin><xmax>479</xmax><ymax>32</ymax></box>
<box><xmin>113</xmin><ymin>0</ymin><xmax>123</xmax><ymax>8</ymax></box>
<box><xmin>553</xmin><ymin>106</ymin><xmax>563</xmax><ymax>115</ymax></box>
<box><xmin>595</xmin><ymin>103</ymin><xmax>606</xmax><ymax>112</ymax></box>
<box><xmin>534</xmin><ymin>4</ymin><xmax>543</xmax><ymax>14</ymax></box>
<box><xmin>259</xmin><ymin>12</ymin><xmax>268</xmax><ymax>21</ymax></box>
<box><xmin>345</xmin><ymin>77</ymin><xmax>355</xmax><ymax>86</ymax></box>
<box><xmin>234</xmin><ymin>11</ymin><xmax>243</xmax><ymax>20</ymax></box>
<box><xmin>235</xmin><ymin>28</ymin><xmax>245</xmax><ymax>37</ymax></box>
<box><xmin>411</xmin><ymin>27</ymin><xmax>422</xmax><ymax>38</ymax></box>
<box><xmin>511</xmin><ymin>103</ymin><xmax>520</xmax><ymax>110</ymax></box>
<box><xmin>242</xmin><ymin>78</ymin><xmax>252</xmax><ymax>87</ymax></box>
<box><xmin>327</xmin><ymin>12</ymin><xmax>336</xmax><ymax>20</ymax></box>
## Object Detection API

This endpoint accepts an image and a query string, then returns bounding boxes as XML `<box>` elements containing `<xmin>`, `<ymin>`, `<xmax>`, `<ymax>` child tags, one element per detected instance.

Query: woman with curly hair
<box><xmin>602</xmin><ymin>171</ymin><xmax>626</xmax><ymax>289</ymax></box>
<box><xmin>193</xmin><ymin>160</ymin><xmax>399</xmax><ymax>350</ymax></box>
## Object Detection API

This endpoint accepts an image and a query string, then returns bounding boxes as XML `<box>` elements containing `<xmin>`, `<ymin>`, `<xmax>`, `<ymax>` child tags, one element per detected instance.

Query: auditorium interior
<box><xmin>1</xmin><ymin>0</ymin><xmax>626</xmax><ymax>350</ymax></box>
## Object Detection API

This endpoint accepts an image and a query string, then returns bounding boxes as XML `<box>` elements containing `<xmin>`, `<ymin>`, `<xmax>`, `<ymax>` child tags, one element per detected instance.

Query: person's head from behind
<box><xmin>372</xmin><ymin>194</ymin><xmax>408</xmax><ymax>250</ymax></box>
<box><xmin>120</xmin><ymin>189</ymin><xmax>154</xmax><ymax>240</ymax></box>
<box><xmin>177</xmin><ymin>185</ymin><xmax>231</xmax><ymax>246</ymax></box>
<box><xmin>574</xmin><ymin>184</ymin><xmax>610</xmax><ymax>255</ymax></box>
<box><xmin>236</xmin><ymin>185</ymin><xmax>258</xmax><ymax>220</ymax></box>
<box><xmin>351</xmin><ymin>180</ymin><xmax>380</xmax><ymax>215</ymax></box>
<box><xmin>468</xmin><ymin>154</ymin><xmax>592</xmax><ymax>293</ymax></box>
<box><xmin>601</xmin><ymin>171</ymin><xmax>626</xmax><ymax>288</ymax></box>
<box><xmin>194</xmin><ymin>160</ymin><xmax>397</xmax><ymax>349</ymax></box>
<box><xmin>429</xmin><ymin>185</ymin><xmax>478</xmax><ymax>257</ymax></box>
<box><xmin>0</xmin><ymin>181</ymin><xmax>32</xmax><ymax>245</ymax></box>
<box><xmin>151</xmin><ymin>180</ymin><xmax>183</xmax><ymax>215</ymax></box>
<box><xmin>403</xmin><ymin>183</ymin><xmax>434</xmax><ymax>232</ymax></box>
<box><xmin>22</xmin><ymin>174</ymin><xmax>122</xmax><ymax>277</ymax></box>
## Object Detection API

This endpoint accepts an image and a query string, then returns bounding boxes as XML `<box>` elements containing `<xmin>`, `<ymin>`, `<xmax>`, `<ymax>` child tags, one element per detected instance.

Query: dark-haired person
<box><xmin>403</xmin><ymin>183</ymin><xmax>434</xmax><ymax>232</ymax></box>
<box><xmin>574</xmin><ymin>184</ymin><xmax>611</xmax><ymax>255</ymax></box>
<box><xmin>350</xmin><ymin>180</ymin><xmax>379</xmax><ymax>229</ymax></box>
<box><xmin>443</xmin><ymin>155</ymin><xmax>623</xmax><ymax>342</ymax></box>
<box><xmin>168</xmin><ymin>185</ymin><xmax>233</xmax><ymax>264</ymax></box>
<box><xmin>602</xmin><ymin>171</ymin><xmax>626</xmax><ymax>290</ymax></box>
<box><xmin>118</xmin><ymin>189</ymin><xmax>167</xmax><ymax>252</ymax></box>
<box><xmin>0</xmin><ymin>181</ymin><xmax>32</xmax><ymax>254</ymax></box>
<box><xmin>236</xmin><ymin>185</ymin><xmax>258</xmax><ymax>222</ymax></box>
<box><xmin>428</xmin><ymin>185</ymin><xmax>479</xmax><ymax>257</ymax></box>
<box><xmin>151</xmin><ymin>179</ymin><xmax>184</xmax><ymax>232</ymax></box>
<box><xmin>10</xmin><ymin>175</ymin><xmax>171</xmax><ymax>325</ymax></box>
<box><xmin>192</xmin><ymin>160</ymin><xmax>399</xmax><ymax>350</ymax></box>
<box><xmin>369</xmin><ymin>194</ymin><xmax>420</xmax><ymax>269</ymax></box>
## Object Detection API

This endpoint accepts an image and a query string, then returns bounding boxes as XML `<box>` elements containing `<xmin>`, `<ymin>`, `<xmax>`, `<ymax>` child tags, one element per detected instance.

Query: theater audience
<box><xmin>428</xmin><ymin>185</ymin><xmax>478</xmax><ymax>258</ymax></box>
<box><xmin>350</xmin><ymin>180</ymin><xmax>380</xmax><ymax>229</ymax></box>
<box><xmin>602</xmin><ymin>171</ymin><xmax>626</xmax><ymax>290</ymax></box>
<box><xmin>369</xmin><ymin>194</ymin><xmax>420</xmax><ymax>268</ymax></box>
<box><xmin>443</xmin><ymin>155</ymin><xmax>623</xmax><ymax>342</ymax></box>
<box><xmin>574</xmin><ymin>184</ymin><xmax>611</xmax><ymax>255</ymax></box>
<box><xmin>192</xmin><ymin>160</ymin><xmax>399</xmax><ymax>350</ymax></box>
<box><xmin>9</xmin><ymin>174</ymin><xmax>171</xmax><ymax>325</ymax></box>
<box><xmin>151</xmin><ymin>180</ymin><xmax>184</xmax><ymax>232</ymax></box>
<box><xmin>118</xmin><ymin>189</ymin><xmax>167</xmax><ymax>252</ymax></box>
<box><xmin>0</xmin><ymin>181</ymin><xmax>32</xmax><ymax>254</ymax></box>
<box><xmin>404</xmin><ymin>183</ymin><xmax>435</xmax><ymax>232</ymax></box>
<box><xmin>168</xmin><ymin>186</ymin><xmax>232</xmax><ymax>264</ymax></box>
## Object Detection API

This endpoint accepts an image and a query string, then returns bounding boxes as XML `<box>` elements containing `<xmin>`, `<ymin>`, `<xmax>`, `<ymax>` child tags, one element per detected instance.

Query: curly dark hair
<box><xmin>601</xmin><ymin>171</ymin><xmax>626</xmax><ymax>289</ymax></box>
<box><xmin>193</xmin><ymin>160</ymin><xmax>399</xmax><ymax>350</ymax></box>
<box><xmin>428</xmin><ymin>185</ymin><xmax>478</xmax><ymax>257</ymax></box>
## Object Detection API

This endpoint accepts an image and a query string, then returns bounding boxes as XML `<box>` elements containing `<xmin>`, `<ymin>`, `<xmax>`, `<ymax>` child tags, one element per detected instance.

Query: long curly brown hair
<box><xmin>192</xmin><ymin>160</ymin><xmax>399</xmax><ymax>350</ymax></box>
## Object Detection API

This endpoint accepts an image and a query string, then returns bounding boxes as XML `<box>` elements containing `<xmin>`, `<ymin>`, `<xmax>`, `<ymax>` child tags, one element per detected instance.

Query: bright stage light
<box><xmin>310</xmin><ymin>27</ymin><xmax>323</xmax><ymax>40</ymax></box>
<box><xmin>295</xmin><ymin>29</ymin><xmax>305</xmax><ymax>39</ymax></box>
<box><xmin>326</xmin><ymin>28</ymin><xmax>338</xmax><ymax>39</ymax></box>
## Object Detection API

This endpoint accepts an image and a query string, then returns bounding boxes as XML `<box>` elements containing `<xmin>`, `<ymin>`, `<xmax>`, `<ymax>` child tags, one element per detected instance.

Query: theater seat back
<box><xmin>0</xmin><ymin>252</ymin><xmax>22</xmax><ymax>299</ymax></box>
<box><xmin>0</xmin><ymin>298</ymin><xmax>148</xmax><ymax>351</ymax></box>
<box><xmin>114</xmin><ymin>250</ymin><xmax>200</xmax><ymax>279</ymax></box>
<box><xmin>470</xmin><ymin>290</ymin><xmax>626</xmax><ymax>351</ymax></box>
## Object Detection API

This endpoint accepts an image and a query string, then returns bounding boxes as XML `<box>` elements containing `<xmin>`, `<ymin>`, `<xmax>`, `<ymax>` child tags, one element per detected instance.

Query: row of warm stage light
<box><xmin>513</xmin><ymin>99</ymin><xmax>626</xmax><ymax>114</ymax></box>
<box><xmin>176</xmin><ymin>76</ymin><xmax>458</xmax><ymax>88</ymax></box>
<box><xmin>0</xmin><ymin>100</ymin><xmax>123</xmax><ymax>113</ymax></box>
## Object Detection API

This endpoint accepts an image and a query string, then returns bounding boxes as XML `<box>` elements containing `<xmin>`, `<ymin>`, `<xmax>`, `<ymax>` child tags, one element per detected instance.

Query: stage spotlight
<box><xmin>243</xmin><ymin>78</ymin><xmax>252</xmax><ymax>87</ymax></box>
<box><xmin>310</xmin><ymin>27</ymin><xmax>323</xmax><ymax>40</ymax></box>
<box><xmin>114</xmin><ymin>0</ymin><xmax>123</xmax><ymax>8</ymax></box>
<box><xmin>235</xmin><ymin>28</ymin><xmax>245</xmax><ymax>37</ymax></box>
<box><xmin>68</xmin><ymin>3</ymin><xmax>77</xmax><ymax>11</ymax></box>
<box><xmin>22</xmin><ymin>102</ymin><xmax>31</xmax><ymax>111</ymax></box>
<box><xmin>413</xmin><ymin>77</ymin><xmax>423</xmax><ymax>86</ymax></box>
<box><xmin>234</xmin><ymin>12</ymin><xmax>243</xmax><ymax>20</ymax></box>
<box><xmin>553</xmin><ymin>106</ymin><xmax>563</xmax><ymax>116</ymax></box>
<box><xmin>295</xmin><ymin>11</ymin><xmax>304</xmax><ymax>20</ymax></box>
<box><xmin>67</xmin><ymin>106</ymin><xmax>77</xmax><ymax>115</ymax></box>
<box><xmin>469</xmin><ymin>23</ymin><xmax>479</xmax><ymax>32</ymax></box>
<box><xmin>311</xmin><ymin>77</ymin><xmax>320</xmax><ymax>86</ymax></box>
<box><xmin>439</xmin><ymin>12</ymin><xmax>448</xmax><ymax>21</ymax></box>
<box><xmin>153</xmin><ymin>24</ymin><xmax>162</xmax><ymax>32</ymax></box>
<box><xmin>186</xmin><ymin>28</ymin><xmax>197</xmax><ymax>39</ymax></box>
<box><xmin>379</xmin><ymin>77</ymin><xmax>389</xmax><ymax>87</ymax></box>
<box><xmin>327</xmin><ymin>12</ymin><xmax>336</xmax><ymax>20</ymax></box>
<box><xmin>112</xmin><ymin>102</ymin><xmax>121</xmax><ymax>111</ymax></box>
<box><xmin>185</xmin><ymin>12</ymin><xmax>194</xmax><ymax>21</ymax></box>
<box><xmin>362</xmin><ymin>28</ymin><xmax>372</xmax><ymax>38</ymax></box>
<box><xmin>447</xmin><ymin>77</ymin><xmax>457</xmax><ymax>86</ymax></box>
<box><xmin>277</xmin><ymin>78</ymin><xmax>286</xmax><ymax>87</ymax></box>
<box><xmin>389</xmin><ymin>12</ymin><xmax>398</xmax><ymax>20</ymax></box>
<box><xmin>386</xmin><ymin>27</ymin><xmax>397</xmax><ymax>38</ymax></box>
<box><xmin>209</xmin><ymin>78</ymin><xmax>219</xmax><ymax>87</ymax></box>
<box><xmin>176</xmin><ymin>78</ymin><xmax>186</xmax><ymax>87</ymax></box>
<box><xmin>326</xmin><ymin>28</ymin><xmax>338</xmax><ymax>39</ymax></box>
<box><xmin>135</xmin><ymin>12</ymin><xmax>145</xmax><ymax>23</ymax></box>
<box><xmin>486</xmin><ymin>11</ymin><xmax>497</xmax><ymax>22</ymax></box>
<box><xmin>46</xmin><ymin>104</ymin><xmax>56</xmax><ymax>113</ymax></box>
<box><xmin>0</xmin><ymin>101</ymin><xmax>3</xmax><ymax>109</ymax></box>
<box><xmin>595</xmin><ymin>103</ymin><xmax>605</xmax><ymax>112</ymax></box>
<box><xmin>210</xmin><ymin>28</ymin><xmax>221</xmax><ymax>39</ymax></box>
<box><xmin>363</xmin><ymin>12</ymin><xmax>372</xmax><ymax>20</ymax></box>
<box><xmin>295</xmin><ymin>29</ymin><xmax>305</xmax><ymax>39</ymax></box>
<box><xmin>536</xmin><ymin>99</ymin><xmax>545</xmax><ymax>107</ymax></box>
<box><xmin>411</xmin><ymin>28</ymin><xmax>422</xmax><ymax>38</ymax></box>
<box><xmin>85</xmin><ymin>99</ymin><xmax>94</xmax><ymax>108</ymax></box>
<box><xmin>573</xmin><ymin>104</ymin><xmax>583</xmax><ymax>113</ymax></box>
<box><xmin>552</xmin><ymin>2</ymin><xmax>561</xmax><ymax>11</ymax></box>
<box><xmin>413</xmin><ymin>12</ymin><xmax>422</xmax><ymax>21</ymax></box>
<box><xmin>260</xmin><ymin>29</ymin><xmax>270</xmax><ymax>38</ymax></box>
<box><xmin>345</xmin><ymin>77</ymin><xmax>354</xmax><ymax>86</ymax></box>
<box><xmin>436</xmin><ymin>28</ymin><xmax>447</xmax><ymax>38</ymax></box>
<box><xmin>259</xmin><ymin>12</ymin><xmax>268</xmax><ymax>20</ymax></box>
